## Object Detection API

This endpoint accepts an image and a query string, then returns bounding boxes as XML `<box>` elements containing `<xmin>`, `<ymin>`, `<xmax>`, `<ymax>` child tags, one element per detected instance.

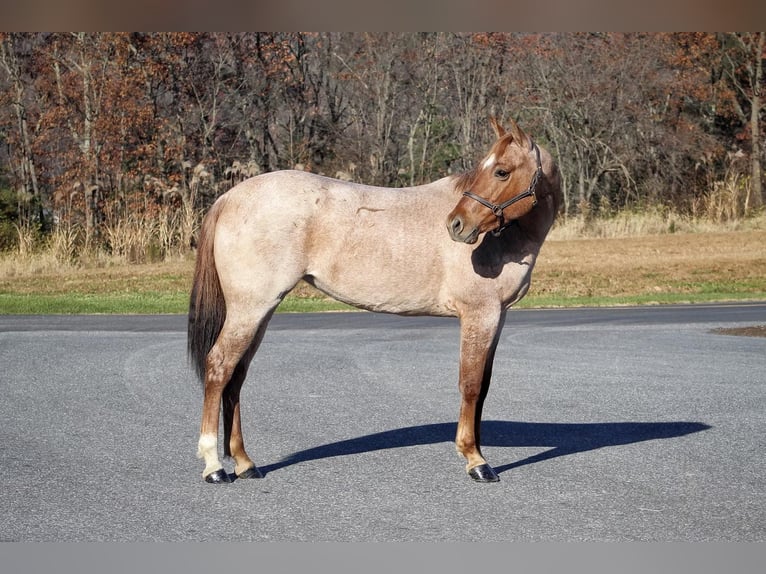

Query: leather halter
<box><xmin>462</xmin><ymin>141</ymin><xmax>542</xmax><ymax>237</ymax></box>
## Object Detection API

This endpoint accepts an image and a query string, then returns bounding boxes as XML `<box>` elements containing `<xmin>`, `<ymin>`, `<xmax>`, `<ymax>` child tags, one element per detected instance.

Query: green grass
<box><xmin>0</xmin><ymin>292</ymin><xmax>185</xmax><ymax>314</ymax></box>
<box><xmin>0</xmin><ymin>292</ymin><xmax>354</xmax><ymax>315</ymax></box>
<box><xmin>3</xmin><ymin>288</ymin><xmax>763</xmax><ymax>315</ymax></box>
<box><xmin>516</xmin><ymin>291</ymin><xmax>766</xmax><ymax>309</ymax></box>
<box><xmin>517</xmin><ymin>278</ymin><xmax>766</xmax><ymax>308</ymax></box>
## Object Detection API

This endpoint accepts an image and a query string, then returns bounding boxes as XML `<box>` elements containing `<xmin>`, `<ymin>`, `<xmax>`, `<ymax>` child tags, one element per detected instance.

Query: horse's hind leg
<box><xmin>221</xmin><ymin>320</ymin><xmax>272</xmax><ymax>479</ymax></box>
<box><xmin>197</xmin><ymin>308</ymin><xmax>273</xmax><ymax>483</ymax></box>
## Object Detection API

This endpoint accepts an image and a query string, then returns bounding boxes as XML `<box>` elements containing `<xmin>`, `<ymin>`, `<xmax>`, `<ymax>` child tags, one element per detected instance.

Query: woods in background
<box><xmin>0</xmin><ymin>32</ymin><xmax>763</xmax><ymax>259</ymax></box>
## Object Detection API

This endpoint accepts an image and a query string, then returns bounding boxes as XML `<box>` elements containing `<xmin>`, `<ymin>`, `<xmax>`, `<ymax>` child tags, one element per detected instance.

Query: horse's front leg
<box><xmin>456</xmin><ymin>309</ymin><xmax>506</xmax><ymax>482</ymax></box>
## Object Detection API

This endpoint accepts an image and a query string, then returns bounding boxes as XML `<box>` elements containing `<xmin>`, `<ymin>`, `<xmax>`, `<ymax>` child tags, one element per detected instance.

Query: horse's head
<box><xmin>447</xmin><ymin>118</ymin><xmax>542</xmax><ymax>244</ymax></box>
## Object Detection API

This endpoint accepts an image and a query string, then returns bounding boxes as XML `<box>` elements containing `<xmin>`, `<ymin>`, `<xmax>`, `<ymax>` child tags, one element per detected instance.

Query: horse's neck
<box><xmin>516</xmin><ymin>160</ymin><xmax>561</xmax><ymax>244</ymax></box>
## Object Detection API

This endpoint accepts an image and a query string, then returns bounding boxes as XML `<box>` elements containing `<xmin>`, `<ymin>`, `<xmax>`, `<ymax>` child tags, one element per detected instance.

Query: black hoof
<box><xmin>237</xmin><ymin>466</ymin><xmax>263</xmax><ymax>479</ymax></box>
<box><xmin>468</xmin><ymin>463</ymin><xmax>500</xmax><ymax>483</ymax></box>
<box><xmin>205</xmin><ymin>468</ymin><xmax>232</xmax><ymax>483</ymax></box>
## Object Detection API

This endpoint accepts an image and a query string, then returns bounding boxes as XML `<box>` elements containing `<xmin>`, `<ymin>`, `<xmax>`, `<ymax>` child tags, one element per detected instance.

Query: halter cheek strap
<box><xmin>462</xmin><ymin>142</ymin><xmax>542</xmax><ymax>237</ymax></box>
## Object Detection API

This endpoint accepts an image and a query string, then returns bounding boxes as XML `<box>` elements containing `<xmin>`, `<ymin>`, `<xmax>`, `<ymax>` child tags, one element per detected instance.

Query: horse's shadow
<box><xmin>258</xmin><ymin>420</ymin><xmax>710</xmax><ymax>477</ymax></box>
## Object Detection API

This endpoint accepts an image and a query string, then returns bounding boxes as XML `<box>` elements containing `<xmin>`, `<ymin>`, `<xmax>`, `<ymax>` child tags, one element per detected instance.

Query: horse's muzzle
<box><xmin>447</xmin><ymin>214</ymin><xmax>479</xmax><ymax>244</ymax></box>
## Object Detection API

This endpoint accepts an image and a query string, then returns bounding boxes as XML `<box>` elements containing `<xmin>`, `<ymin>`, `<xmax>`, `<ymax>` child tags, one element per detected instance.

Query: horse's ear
<box><xmin>508</xmin><ymin>118</ymin><xmax>533</xmax><ymax>151</ymax></box>
<box><xmin>489</xmin><ymin>117</ymin><xmax>506</xmax><ymax>138</ymax></box>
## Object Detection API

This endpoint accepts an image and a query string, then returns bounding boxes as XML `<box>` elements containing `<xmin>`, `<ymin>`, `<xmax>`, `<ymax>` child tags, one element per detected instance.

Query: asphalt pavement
<box><xmin>1</xmin><ymin>303</ymin><xmax>764</xmax><ymax>541</ymax></box>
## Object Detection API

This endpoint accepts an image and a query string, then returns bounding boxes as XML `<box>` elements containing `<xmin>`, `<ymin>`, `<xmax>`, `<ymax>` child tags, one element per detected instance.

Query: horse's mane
<box><xmin>453</xmin><ymin>168</ymin><xmax>478</xmax><ymax>194</ymax></box>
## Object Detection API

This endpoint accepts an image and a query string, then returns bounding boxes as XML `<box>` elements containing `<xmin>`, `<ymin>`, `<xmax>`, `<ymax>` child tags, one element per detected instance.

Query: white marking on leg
<box><xmin>482</xmin><ymin>154</ymin><xmax>496</xmax><ymax>170</ymax></box>
<box><xmin>197</xmin><ymin>432</ymin><xmax>223</xmax><ymax>477</ymax></box>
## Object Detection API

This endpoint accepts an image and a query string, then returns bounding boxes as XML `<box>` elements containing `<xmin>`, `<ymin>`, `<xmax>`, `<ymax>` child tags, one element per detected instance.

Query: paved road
<box><xmin>1</xmin><ymin>303</ymin><xmax>764</xmax><ymax>541</ymax></box>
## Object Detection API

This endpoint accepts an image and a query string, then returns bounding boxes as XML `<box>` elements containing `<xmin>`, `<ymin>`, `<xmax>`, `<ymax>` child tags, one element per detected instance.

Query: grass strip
<box><xmin>0</xmin><ymin>292</ymin><xmax>354</xmax><ymax>315</ymax></box>
<box><xmin>2</xmin><ymin>289</ymin><xmax>764</xmax><ymax>315</ymax></box>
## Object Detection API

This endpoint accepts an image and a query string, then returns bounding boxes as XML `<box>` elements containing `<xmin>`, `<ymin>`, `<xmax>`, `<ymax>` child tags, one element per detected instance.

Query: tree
<box><xmin>0</xmin><ymin>34</ymin><xmax>43</xmax><ymax>221</ymax></box>
<box><xmin>718</xmin><ymin>32</ymin><xmax>765</xmax><ymax>210</ymax></box>
<box><xmin>520</xmin><ymin>34</ymin><xmax>643</xmax><ymax>215</ymax></box>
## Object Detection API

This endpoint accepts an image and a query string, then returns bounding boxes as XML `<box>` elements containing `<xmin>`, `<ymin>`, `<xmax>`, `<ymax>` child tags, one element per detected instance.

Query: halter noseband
<box><xmin>462</xmin><ymin>141</ymin><xmax>542</xmax><ymax>237</ymax></box>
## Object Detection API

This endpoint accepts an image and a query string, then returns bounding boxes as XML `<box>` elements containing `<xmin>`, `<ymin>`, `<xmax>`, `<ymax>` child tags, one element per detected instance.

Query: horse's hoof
<box><xmin>237</xmin><ymin>466</ymin><xmax>263</xmax><ymax>479</ymax></box>
<box><xmin>468</xmin><ymin>463</ymin><xmax>500</xmax><ymax>483</ymax></box>
<box><xmin>204</xmin><ymin>468</ymin><xmax>232</xmax><ymax>483</ymax></box>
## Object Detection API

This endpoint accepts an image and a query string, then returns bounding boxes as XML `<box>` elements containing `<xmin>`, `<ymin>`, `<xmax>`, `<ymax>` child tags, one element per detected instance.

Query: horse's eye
<box><xmin>494</xmin><ymin>169</ymin><xmax>509</xmax><ymax>180</ymax></box>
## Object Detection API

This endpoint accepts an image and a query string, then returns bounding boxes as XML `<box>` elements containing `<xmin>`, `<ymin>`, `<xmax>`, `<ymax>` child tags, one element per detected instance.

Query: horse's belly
<box><xmin>305</xmin><ymin>236</ymin><xmax>454</xmax><ymax>316</ymax></box>
<box><xmin>306</xmin><ymin>268</ymin><xmax>453</xmax><ymax>316</ymax></box>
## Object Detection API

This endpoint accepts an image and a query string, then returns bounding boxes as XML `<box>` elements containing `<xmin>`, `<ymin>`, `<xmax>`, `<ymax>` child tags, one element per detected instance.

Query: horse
<box><xmin>188</xmin><ymin>117</ymin><xmax>562</xmax><ymax>483</ymax></box>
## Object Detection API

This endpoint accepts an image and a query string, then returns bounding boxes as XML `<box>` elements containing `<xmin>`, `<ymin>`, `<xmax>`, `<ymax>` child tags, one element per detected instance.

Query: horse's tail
<box><xmin>188</xmin><ymin>196</ymin><xmax>228</xmax><ymax>384</ymax></box>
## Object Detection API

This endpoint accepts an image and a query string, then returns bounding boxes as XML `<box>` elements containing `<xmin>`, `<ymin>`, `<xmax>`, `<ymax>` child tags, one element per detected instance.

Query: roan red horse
<box><xmin>188</xmin><ymin>118</ymin><xmax>562</xmax><ymax>483</ymax></box>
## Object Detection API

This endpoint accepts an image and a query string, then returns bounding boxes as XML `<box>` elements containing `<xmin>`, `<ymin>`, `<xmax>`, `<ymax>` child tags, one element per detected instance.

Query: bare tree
<box><xmin>719</xmin><ymin>32</ymin><xmax>764</xmax><ymax>210</ymax></box>
<box><xmin>521</xmin><ymin>34</ymin><xmax>639</xmax><ymax>215</ymax></box>
<box><xmin>0</xmin><ymin>33</ymin><xmax>41</xmax><ymax>224</ymax></box>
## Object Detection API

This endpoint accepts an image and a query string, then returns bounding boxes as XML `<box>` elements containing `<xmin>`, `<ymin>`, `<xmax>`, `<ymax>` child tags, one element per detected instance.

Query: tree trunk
<box><xmin>750</xmin><ymin>90</ymin><xmax>763</xmax><ymax>210</ymax></box>
<box><xmin>749</xmin><ymin>32</ymin><xmax>764</xmax><ymax>209</ymax></box>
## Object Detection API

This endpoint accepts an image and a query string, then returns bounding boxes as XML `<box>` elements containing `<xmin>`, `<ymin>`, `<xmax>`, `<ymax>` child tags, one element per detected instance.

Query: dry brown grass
<box><xmin>533</xmin><ymin>229</ymin><xmax>766</xmax><ymax>302</ymax></box>
<box><xmin>0</xmin><ymin>257</ymin><xmax>194</xmax><ymax>297</ymax></box>
<box><xmin>549</xmin><ymin>210</ymin><xmax>766</xmax><ymax>240</ymax></box>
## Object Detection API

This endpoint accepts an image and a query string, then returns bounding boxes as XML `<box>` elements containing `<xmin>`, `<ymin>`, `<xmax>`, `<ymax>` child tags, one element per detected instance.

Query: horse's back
<box><xmin>212</xmin><ymin>170</ymin><xmax>459</xmax><ymax>315</ymax></box>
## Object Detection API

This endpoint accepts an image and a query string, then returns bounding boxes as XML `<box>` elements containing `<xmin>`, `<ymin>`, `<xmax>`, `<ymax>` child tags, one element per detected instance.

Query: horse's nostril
<box><xmin>450</xmin><ymin>216</ymin><xmax>463</xmax><ymax>235</ymax></box>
